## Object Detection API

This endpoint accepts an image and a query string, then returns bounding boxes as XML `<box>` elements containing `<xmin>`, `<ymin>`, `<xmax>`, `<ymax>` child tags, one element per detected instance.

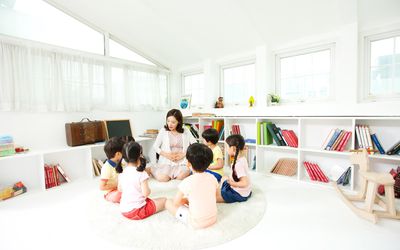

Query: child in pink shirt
<box><xmin>165</xmin><ymin>143</ymin><xmax>218</xmax><ymax>228</ymax></box>
<box><xmin>217</xmin><ymin>134</ymin><xmax>252</xmax><ymax>203</ymax></box>
<box><xmin>118</xmin><ymin>141</ymin><xmax>166</xmax><ymax>220</ymax></box>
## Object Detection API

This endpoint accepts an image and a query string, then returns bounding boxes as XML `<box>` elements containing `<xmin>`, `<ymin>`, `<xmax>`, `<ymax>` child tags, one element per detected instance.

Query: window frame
<box><xmin>181</xmin><ymin>70</ymin><xmax>204</xmax><ymax>108</ymax></box>
<box><xmin>362</xmin><ymin>30</ymin><xmax>400</xmax><ymax>102</ymax></box>
<box><xmin>219</xmin><ymin>59</ymin><xmax>256</xmax><ymax>106</ymax></box>
<box><xmin>275</xmin><ymin>43</ymin><xmax>335</xmax><ymax>104</ymax></box>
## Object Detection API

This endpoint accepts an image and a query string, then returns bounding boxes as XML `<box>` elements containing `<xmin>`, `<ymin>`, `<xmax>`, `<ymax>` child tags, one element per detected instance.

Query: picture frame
<box><xmin>179</xmin><ymin>94</ymin><xmax>191</xmax><ymax>109</ymax></box>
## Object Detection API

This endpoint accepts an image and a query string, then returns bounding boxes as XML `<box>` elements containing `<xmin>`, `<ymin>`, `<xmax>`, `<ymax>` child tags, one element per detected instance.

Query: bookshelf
<box><xmin>0</xmin><ymin>137</ymin><xmax>154</xmax><ymax>194</ymax></box>
<box><xmin>185</xmin><ymin>115</ymin><xmax>400</xmax><ymax>192</ymax></box>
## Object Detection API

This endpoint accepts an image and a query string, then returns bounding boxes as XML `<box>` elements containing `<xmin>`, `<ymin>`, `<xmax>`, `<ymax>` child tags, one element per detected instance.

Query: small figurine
<box><xmin>249</xmin><ymin>96</ymin><xmax>255</xmax><ymax>107</ymax></box>
<box><xmin>215</xmin><ymin>96</ymin><xmax>224</xmax><ymax>108</ymax></box>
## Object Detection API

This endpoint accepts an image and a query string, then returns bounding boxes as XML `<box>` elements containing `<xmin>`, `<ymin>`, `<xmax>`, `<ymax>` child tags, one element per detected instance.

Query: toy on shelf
<box><xmin>214</xmin><ymin>97</ymin><xmax>224</xmax><ymax>108</ymax></box>
<box><xmin>333</xmin><ymin>149</ymin><xmax>400</xmax><ymax>223</ymax></box>
<box><xmin>0</xmin><ymin>181</ymin><xmax>27</xmax><ymax>201</ymax></box>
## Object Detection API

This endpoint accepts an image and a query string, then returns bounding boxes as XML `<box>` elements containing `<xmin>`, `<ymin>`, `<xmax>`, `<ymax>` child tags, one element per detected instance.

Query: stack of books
<box><xmin>271</xmin><ymin>158</ymin><xmax>297</xmax><ymax>176</ymax></box>
<box><xmin>321</xmin><ymin>129</ymin><xmax>352</xmax><ymax>151</ymax></box>
<box><xmin>303</xmin><ymin>161</ymin><xmax>329</xmax><ymax>183</ymax></box>
<box><xmin>257</xmin><ymin>122</ymin><xmax>298</xmax><ymax>147</ymax></box>
<box><xmin>354</xmin><ymin>124</ymin><xmax>397</xmax><ymax>155</ymax></box>
<box><xmin>44</xmin><ymin>164</ymin><xmax>70</xmax><ymax>189</ymax></box>
<box><xmin>0</xmin><ymin>135</ymin><xmax>15</xmax><ymax>157</ymax></box>
<box><xmin>337</xmin><ymin>166</ymin><xmax>351</xmax><ymax>186</ymax></box>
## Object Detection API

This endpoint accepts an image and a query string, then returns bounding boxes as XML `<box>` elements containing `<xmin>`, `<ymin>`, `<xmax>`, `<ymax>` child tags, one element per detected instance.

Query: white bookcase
<box><xmin>184</xmin><ymin>115</ymin><xmax>400</xmax><ymax>192</ymax></box>
<box><xmin>0</xmin><ymin>137</ymin><xmax>154</xmax><ymax>194</ymax></box>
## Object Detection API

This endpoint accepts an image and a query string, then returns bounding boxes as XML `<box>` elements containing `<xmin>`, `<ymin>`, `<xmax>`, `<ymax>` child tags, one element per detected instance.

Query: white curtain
<box><xmin>0</xmin><ymin>39</ymin><xmax>169</xmax><ymax>112</ymax></box>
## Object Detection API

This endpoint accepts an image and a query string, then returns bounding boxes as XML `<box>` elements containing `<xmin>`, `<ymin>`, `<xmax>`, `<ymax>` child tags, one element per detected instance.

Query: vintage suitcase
<box><xmin>65</xmin><ymin>118</ymin><xmax>106</xmax><ymax>146</ymax></box>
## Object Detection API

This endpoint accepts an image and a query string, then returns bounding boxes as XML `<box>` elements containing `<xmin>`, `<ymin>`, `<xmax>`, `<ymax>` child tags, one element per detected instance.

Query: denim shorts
<box><xmin>220</xmin><ymin>180</ymin><xmax>251</xmax><ymax>203</ymax></box>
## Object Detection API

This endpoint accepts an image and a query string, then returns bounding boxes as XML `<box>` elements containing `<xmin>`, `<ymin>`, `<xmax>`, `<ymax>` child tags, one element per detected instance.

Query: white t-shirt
<box><xmin>179</xmin><ymin>172</ymin><xmax>219</xmax><ymax>228</ymax></box>
<box><xmin>118</xmin><ymin>166</ymin><xmax>149</xmax><ymax>213</ymax></box>
<box><xmin>230</xmin><ymin>157</ymin><xmax>252</xmax><ymax>197</ymax></box>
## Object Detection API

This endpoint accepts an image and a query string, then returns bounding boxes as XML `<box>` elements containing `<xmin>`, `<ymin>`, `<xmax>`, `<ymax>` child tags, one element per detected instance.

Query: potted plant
<box><xmin>268</xmin><ymin>94</ymin><xmax>280</xmax><ymax>106</ymax></box>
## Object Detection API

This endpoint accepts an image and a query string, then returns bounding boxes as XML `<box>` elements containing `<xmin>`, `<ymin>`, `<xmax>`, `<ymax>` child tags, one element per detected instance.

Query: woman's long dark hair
<box><xmin>226</xmin><ymin>134</ymin><xmax>245</xmax><ymax>182</ymax></box>
<box><xmin>122</xmin><ymin>141</ymin><xmax>146</xmax><ymax>172</ymax></box>
<box><xmin>164</xmin><ymin>109</ymin><xmax>184</xmax><ymax>133</ymax></box>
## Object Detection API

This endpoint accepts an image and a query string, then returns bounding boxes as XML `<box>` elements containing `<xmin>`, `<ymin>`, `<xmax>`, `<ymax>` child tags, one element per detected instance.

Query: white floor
<box><xmin>1</xmin><ymin>173</ymin><xmax>399</xmax><ymax>250</ymax></box>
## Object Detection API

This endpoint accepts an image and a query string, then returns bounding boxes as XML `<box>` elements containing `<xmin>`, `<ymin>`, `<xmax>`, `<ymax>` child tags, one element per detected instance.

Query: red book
<box><xmin>338</xmin><ymin>131</ymin><xmax>352</xmax><ymax>152</ymax></box>
<box><xmin>303</xmin><ymin>162</ymin><xmax>314</xmax><ymax>180</ymax></box>
<box><xmin>335</xmin><ymin>131</ymin><xmax>348</xmax><ymax>151</ymax></box>
<box><xmin>44</xmin><ymin>165</ymin><xmax>49</xmax><ymax>189</ymax></box>
<box><xmin>307</xmin><ymin>162</ymin><xmax>322</xmax><ymax>181</ymax></box>
<box><xmin>288</xmin><ymin>130</ymin><xmax>298</xmax><ymax>147</ymax></box>
<box><xmin>312</xmin><ymin>163</ymin><xmax>329</xmax><ymax>182</ymax></box>
<box><xmin>281</xmin><ymin>130</ymin><xmax>294</xmax><ymax>147</ymax></box>
<box><xmin>304</xmin><ymin>162</ymin><xmax>317</xmax><ymax>181</ymax></box>
<box><xmin>53</xmin><ymin>165</ymin><xmax>59</xmax><ymax>186</ymax></box>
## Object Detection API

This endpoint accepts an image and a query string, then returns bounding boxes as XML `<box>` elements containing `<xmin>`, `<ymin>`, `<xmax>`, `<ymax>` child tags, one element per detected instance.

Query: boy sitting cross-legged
<box><xmin>165</xmin><ymin>143</ymin><xmax>218</xmax><ymax>229</ymax></box>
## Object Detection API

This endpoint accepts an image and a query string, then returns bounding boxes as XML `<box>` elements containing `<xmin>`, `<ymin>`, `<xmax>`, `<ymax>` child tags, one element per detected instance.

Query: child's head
<box><xmin>122</xmin><ymin>141</ymin><xmax>146</xmax><ymax>172</ymax></box>
<box><xmin>121</xmin><ymin>135</ymin><xmax>135</xmax><ymax>143</ymax></box>
<box><xmin>225</xmin><ymin>134</ymin><xmax>245</xmax><ymax>182</ymax></box>
<box><xmin>164</xmin><ymin>109</ymin><xmax>184</xmax><ymax>133</ymax></box>
<box><xmin>202</xmin><ymin>128</ymin><xmax>219</xmax><ymax>146</ymax></box>
<box><xmin>186</xmin><ymin>143</ymin><xmax>213</xmax><ymax>173</ymax></box>
<box><xmin>104</xmin><ymin>137</ymin><xmax>125</xmax><ymax>160</ymax></box>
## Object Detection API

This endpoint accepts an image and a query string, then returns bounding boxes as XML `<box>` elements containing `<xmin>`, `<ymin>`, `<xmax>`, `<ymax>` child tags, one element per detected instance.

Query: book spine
<box><xmin>325</xmin><ymin>129</ymin><xmax>340</xmax><ymax>150</ymax></box>
<box><xmin>257</xmin><ymin>122</ymin><xmax>261</xmax><ymax>145</ymax></box>
<box><xmin>331</xmin><ymin>130</ymin><xmax>345</xmax><ymax>151</ymax></box>
<box><xmin>355</xmin><ymin>125</ymin><xmax>362</xmax><ymax>149</ymax></box>
<box><xmin>303</xmin><ymin>162</ymin><xmax>315</xmax><ymax>181</ymax></box>
<box><xmin>338</xmin><ymin>131</ymin><xmax>351</xmax><ymax>152</ymax></box>
<box><xmin>371</xmin><ymin>134</ymin><xmax>385</xmax><ymax>154</ymax></box>
<box><xmin>267</xmin><ymin>124</ymin><xmax>282</xmax><ymax>146</ymax></box>
<box><xmin>288</xmin><ymin>130</ymin><xmax>298</xmax><ymax>147</ymax></box>
<box><xmin>321</xmin><ymin>129</ymin><xmax>335</xmax><ymax>150</ymax></box>
<box><xmin>307</xmin><ymin>162</ymin><xmax>322</xmax><ymax>182</ymax></box>
<box><xmin>312</xmin><ymin>163</ymin><xmax>329</xmax><ymax>182</ymax></box>
<box><xmin>365</xmin><ymin>125</ymin><xmax>374</xmax><ymax>154</ymax></box>
<box><xmin>386</xmin><ymin>140</ymin><xmax>400</xmax><ymax>155</ymax></box>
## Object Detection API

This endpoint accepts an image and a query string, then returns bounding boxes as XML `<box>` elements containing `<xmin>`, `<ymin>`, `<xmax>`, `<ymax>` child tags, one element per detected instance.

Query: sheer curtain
<box><xmin>0</xmin><ymin>39</ymin><xmax>169</xmax><ymax>112</ymax></box>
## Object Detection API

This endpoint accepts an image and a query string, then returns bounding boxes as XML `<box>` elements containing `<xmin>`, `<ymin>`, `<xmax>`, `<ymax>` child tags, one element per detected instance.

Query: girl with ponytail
<box><xmin>216</xmin><ymin>134</ymin><xmax>252</xmax><ymax>203</ymax></box>
<box><xmin>118</xmin><ymin>141</ymin><xmax>166</xmax><ymax>220</ymax></box>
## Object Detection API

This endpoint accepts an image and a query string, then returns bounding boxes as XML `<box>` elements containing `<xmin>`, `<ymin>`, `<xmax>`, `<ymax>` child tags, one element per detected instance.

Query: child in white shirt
<box><xmin>118</xmin><ymin>141</ymin><xmax>166</xmax><ymax>220</ymax></box>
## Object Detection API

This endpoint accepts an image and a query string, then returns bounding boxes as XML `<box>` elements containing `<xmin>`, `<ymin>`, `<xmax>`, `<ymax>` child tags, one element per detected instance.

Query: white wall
<box><xmin>173</xmin><ymin>20</ymin><xmax>400</xmax><ymax>117</ymax></box>
<box><xmin>0</xmin><ymin>111</ymin><xmax>165</xmax><ymax>150</ymax></box>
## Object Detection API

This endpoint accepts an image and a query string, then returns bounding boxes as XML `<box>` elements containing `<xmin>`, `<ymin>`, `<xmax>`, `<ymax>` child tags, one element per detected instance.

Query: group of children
<box><xmin>100</xmin><ymin>129</ymin><xmax>252</xmax><ymax>229</ymax></box>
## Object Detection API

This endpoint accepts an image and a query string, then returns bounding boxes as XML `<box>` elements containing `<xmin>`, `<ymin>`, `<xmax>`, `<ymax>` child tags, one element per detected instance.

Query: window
<box><xmin>364</xmin><ymin>32</ymin><xmax>400</xmax><ymax>100</ymax></box>
<box><xmin>221</xmin><ymin>62</ymin><xmax>255</xmax><ymax>105</ymax></box>
<box><xmin>182</xmin><ymin>72</ymin><xmax>204</xmax><ymax>107</ymax></box>
<box><xmin>276</xmin><ymin>45</ymin><xmax>333</xmax><ymax>102</ymax></box>
<box><xmin>0</xmin><ymin>0</ymin><xmax>104</xmax><ymax>54</ymax></box>
<box><xmin>109</xmin><ymin>38</ymin><xmax>155</xmax><ymax>66</ymax></box>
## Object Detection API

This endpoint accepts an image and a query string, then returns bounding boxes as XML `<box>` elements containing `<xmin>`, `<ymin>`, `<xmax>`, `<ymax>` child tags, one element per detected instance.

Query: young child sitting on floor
<box><xmin>216</xmin><ymin>134</ymin><xmax>252</xmax><ymax>203</ymax></box>
<box><xmin>202</xmin><ymin>128</ymin><xmax>224</xmax><ymax>182</ymax></box>
<box><xmin>118</xmin><ymin>141</ymin><xmax>166</xmax><ymax>220</ymax></box>
<box><xmin>165</xmin><ymin>143</ymin><xmax>218</xmax><ymax>228</ymax></box>
<box><xmin>100</xmin><ymin>137</ymin><xmax>125</xmax><ymax>203</ymax></box>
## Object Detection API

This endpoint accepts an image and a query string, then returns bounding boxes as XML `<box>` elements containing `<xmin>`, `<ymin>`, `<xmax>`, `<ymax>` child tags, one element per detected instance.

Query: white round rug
<box><xmin>86</xmin><ymin>179</ymin><xmax>266</xmax><ymax>250</ymax></box>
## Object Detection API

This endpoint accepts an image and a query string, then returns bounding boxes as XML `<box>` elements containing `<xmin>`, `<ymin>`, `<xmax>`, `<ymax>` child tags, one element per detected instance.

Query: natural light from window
<box><xmin>279</xmin><ymin>49</ymin><xmax>331</xmax><ymax>102</ymax></box>
<box><xmin>369</xmin><ymin>36</ymin><xmax>400</xmax><ymax>97</ymax></box>
<box><xmin>109</xmin><ymin>38</ymin><xmax>155</xmax><ymax>66</ymax></box>
<box><xmin>222</xmin><ymin>63</ymin><xmax>255</xmax><ymax>105</ymax></box>
<box><xmin>0</xmin><ymin>0</ymin><xmax>104</xmax><ymax>54</ymax></box>
<box><xmin>183</xmin><ymin>73</ymin><xmax>204</xmax><ymax>107</ymax></box>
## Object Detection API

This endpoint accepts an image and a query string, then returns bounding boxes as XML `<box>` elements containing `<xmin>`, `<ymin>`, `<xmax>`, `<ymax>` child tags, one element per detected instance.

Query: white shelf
<box><xmin>258</xmin><ymin>144</ymin><xmax>298</xmax><ymax>151</ymax></box>
<box><xmin>369</xmin><ymin>154</ymin><xmax>400</xmax><ymax>161</ymax></box>
<box><xmin>300</xmin><ymin>148</ymin><xmax>351</xmax><ymax>156</ymax></box>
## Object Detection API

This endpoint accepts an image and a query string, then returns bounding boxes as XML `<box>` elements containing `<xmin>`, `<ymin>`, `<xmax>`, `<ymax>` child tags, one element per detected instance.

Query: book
<box><xmin>56</xmin><ymin>164</ymin><xmax>71</xmax><ymax>183</ymax></box>
<box><xmin>321</xmin><ymin>129</ymin><xmax>335</xmax><ymax>149</ymax></box>
<box><xmin>338</xmin><ymin>131</ymin><xmax>351</xmax><ymax>151</ymax></box>
<box><xmin>355</xmin><ymin>125</ymin><xmax>363</xmax><ymax>149</ymax></box>
<box><xmin>371</xmin><ymin>133</ymin><xmax>385</xmax><ymax>154</ymax></box>
<box><xmin>331</xmin><ymin>130</ymin><xmax>345</xmax><ymax>151</ymax></box>
<box><xmin>386</xmin><ymin>140</ymin><xmax>400</xmax><ymax>155</ymax></box>
<box><xmin>271</xmin><ymin>158</ymin><xmax>297</xmax><ymax>176</ymax></box>
<box><xmin>325</xmin><ymin>129</ymin><xmax>341</xmax><ymax>150</ymax></box>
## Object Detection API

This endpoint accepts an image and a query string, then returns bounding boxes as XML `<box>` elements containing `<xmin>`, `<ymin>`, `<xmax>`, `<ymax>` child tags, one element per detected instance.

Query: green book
<box><xmin>264</xmin><ymin>122</ymin><xmax>273</xmax><ymax>145</ymax></box>
<box><xmin>257</xmin><ymin>122</ymin><xmax>261</xmax><ymax>145</ymax></box>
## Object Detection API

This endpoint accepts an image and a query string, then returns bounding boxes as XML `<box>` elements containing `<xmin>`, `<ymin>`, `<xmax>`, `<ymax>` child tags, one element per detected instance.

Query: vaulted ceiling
<box><xmin>48</xmin><ymin>0</ymin><xmax>398</xmax><ymax>69</ymax></box>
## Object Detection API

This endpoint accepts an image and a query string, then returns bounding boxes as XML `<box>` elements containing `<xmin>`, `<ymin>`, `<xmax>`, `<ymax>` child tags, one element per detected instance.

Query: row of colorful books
<box><xmin>303</xmin><ymin>161</ymin><xmax>329</xmax><ymax>183</ymax></box>
<box><xmin>44</xmin><ymin>164</ymin><xmax>70</xmax><ymax>189</ymax></box>
<box><xmin>184</xmin><ymin>123</ymin><xmax>200</xmax><ymax>140</ymax></box>
<box><xmin>257</xmin><ymin>122</ymin><xmax>298</xmax><ymax>147</ymax></box>
<box><xmin>321</xmin><ymin>129</ymin><xmax>352</xmax><ymax>151</ymax></box>
<box><xmin>355</xmin><ymin>124</ymin><xmax>400</xmax><ymax>155</ymax></box>
<box><xmin>203</xmin><ymin>120</ymin><xmax>225</xmax><ymax>140</ymax></box>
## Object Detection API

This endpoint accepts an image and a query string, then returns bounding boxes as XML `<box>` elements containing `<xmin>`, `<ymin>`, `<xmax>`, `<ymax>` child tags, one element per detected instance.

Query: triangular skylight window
<box><xmin>109</xmin><ymin>38</ymin><xmax>155</xmax><ymax>66</ymax></box>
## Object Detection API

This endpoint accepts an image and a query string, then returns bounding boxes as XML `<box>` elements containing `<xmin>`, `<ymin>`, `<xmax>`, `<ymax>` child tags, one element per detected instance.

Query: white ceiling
<box><xmin>47</xmin><ymin>0</ymin><xmax>398</xmax><ymax>69</ymax></box>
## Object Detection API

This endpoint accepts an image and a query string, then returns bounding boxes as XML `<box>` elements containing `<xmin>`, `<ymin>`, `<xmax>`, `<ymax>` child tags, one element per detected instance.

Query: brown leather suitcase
<box><xmin>65</xmin><ymin>118</ymin><xmax>106</xmax><ymax>146</ymax></box>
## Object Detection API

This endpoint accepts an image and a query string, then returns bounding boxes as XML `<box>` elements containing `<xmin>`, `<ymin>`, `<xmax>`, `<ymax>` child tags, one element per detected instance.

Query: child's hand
<box><xmin>227</xmin><ymin>178</ymin><xmax>236</xmax><ymax>187</ymax></box>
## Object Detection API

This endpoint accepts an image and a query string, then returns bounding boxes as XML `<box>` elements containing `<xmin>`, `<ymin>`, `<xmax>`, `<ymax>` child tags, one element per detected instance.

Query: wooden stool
<box><xmin>333</xmin><ymin>149</ymin><xmax>400</xmax><ymax>223</ymax></box>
